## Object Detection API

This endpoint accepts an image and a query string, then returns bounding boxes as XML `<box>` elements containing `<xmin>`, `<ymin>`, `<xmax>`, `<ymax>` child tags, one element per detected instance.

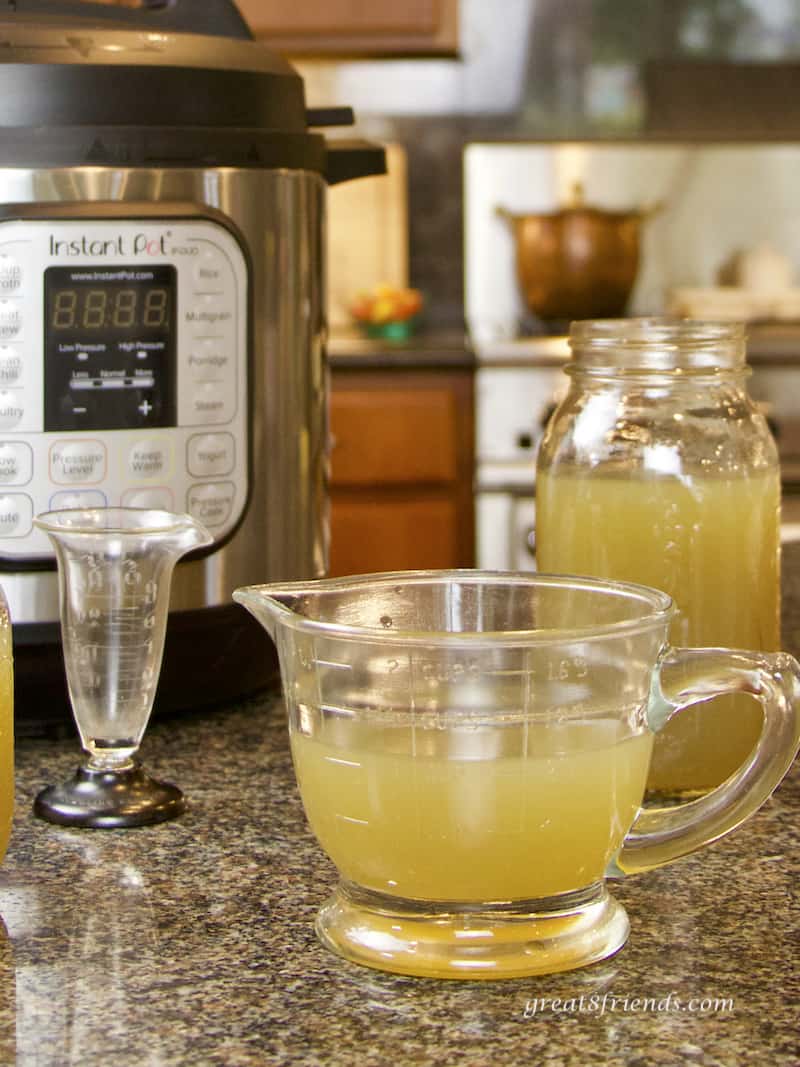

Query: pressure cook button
<box><xmin>49</xmin><ymin>490</ymin><xmax>107</xmax><ymax>510</ymax></box>
<box><xmin>0</xmin><ymin>347</ymin><xmax>23</xmax><ymax>385</ymax></box>
<box><xmin>0</xmin><ymin>493</ymin><xmax>32</xmax><ymax>537</ymax></box>
<box><xmin>187</xmin><ymin>433</ymin><xmax>235</xmax><ymax>477</ymax></box>
<box><xmin>121</xmin><ymin>487</ymin><xmax>175</xmax><ymax>510</ymax></box>
<box><xmin>0</xmin><ymin>390</ymin><xmax>23</xmax><ymax>428</ymax></box>
<box><xmin>0</xmin><ymin>441</ymin><xmax>32</xmax><ymax>485</ymax></box>
<box><xmin>0</xmin><ymin>301</ymin><xmax>21</xmax><ymax>339</ymax></box>
<box><xmin>127</xmin><ymin>437</ymin><xmax>171</xmax><ymax>480</ymax></box>
<box><xmin>0</xmin><ymin>257</ymin><xmax>22</xmax><ymax>293</ymax></box>
<box><xmin>187</xmin><ymin>482</ymin><xmax>234</xmax><ymax>528</ymax></box>
<box><xmin>50</xmin><ymin>440</ymin><xmax>107</xmax><ymax>484</ymax></box>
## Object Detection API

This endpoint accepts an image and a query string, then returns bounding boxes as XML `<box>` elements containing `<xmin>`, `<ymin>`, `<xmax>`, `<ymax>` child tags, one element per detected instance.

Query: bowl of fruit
<box><xmin>349</xmin><ymin>283</ymin><xmax>424</xmax><ymax>340</ymax></box>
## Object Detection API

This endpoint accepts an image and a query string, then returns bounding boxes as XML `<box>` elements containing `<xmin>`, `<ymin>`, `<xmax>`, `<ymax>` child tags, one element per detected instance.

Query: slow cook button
<box><xmin>187</xmin><ymin>482</ymin><xmax>234</xmax><ymax>528</ymax></box>
<box><xmin>49</xmin><ymin>489</ymin><xmax>107</xmax><ymax>510</ymax></box>
<box><xmin>127</xmin><ymin>437</ymin><xmax>171</xmax><ymax>480</ymax></box>
<box><xmin>0</xmin><ymin>441</ymin><xmax>32</xmax><ymax>485</ymax></box>
<box><xmin>0</xmin><ymin>493</ymin><xmax>32</xmax><ymax>537</ymax></box>
<box><xmin>187</xmin><ymin>432</ymin><xmax>235</xmax><ymax>477</ymax></box>
<box><xmin>189</xmin><ymin>383</ymin><xmax>234</xmax><ymax>425</ymax></box>
<box><xmin>50</xmin><ymin>440</ymin><xmax>107</xmax><ymax>484</ymax></box>
<box><xmin>0</xmin><ymin>347</ymin><xmax>23</xmax><ymax>385</ymax></box>
<box><xmin>0</xmin><ymin>390</ymin><xmax>23</xmax><ymax>429</ymax></box>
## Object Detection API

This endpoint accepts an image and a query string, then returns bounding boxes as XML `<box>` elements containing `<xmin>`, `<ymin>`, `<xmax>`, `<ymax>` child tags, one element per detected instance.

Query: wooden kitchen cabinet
<box><xmin>328</xmin><ymin>366</ymin><xmax>474</xmax><ymax>576</ymax></box>
<box><xmin>235</xmin><ymin>0</ymin><xmax>459</xmax><ymax>57</ymax></box>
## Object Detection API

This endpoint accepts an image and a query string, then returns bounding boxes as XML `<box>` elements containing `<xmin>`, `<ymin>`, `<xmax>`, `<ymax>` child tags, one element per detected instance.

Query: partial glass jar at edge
<box><xmin>535</xmin><ymin>319</ymin><xmax>781</xmax><ymax>797</ymax></box>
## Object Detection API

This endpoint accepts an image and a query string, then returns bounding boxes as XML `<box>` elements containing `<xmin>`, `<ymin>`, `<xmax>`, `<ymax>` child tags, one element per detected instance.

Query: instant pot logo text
<box><xmin>49</xmin><ymin>233</ymin><xmax>169</xmax><ymax>257</ymax></box>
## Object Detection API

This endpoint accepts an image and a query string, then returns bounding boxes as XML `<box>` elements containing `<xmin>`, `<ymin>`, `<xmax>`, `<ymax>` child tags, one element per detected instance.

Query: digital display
<box><xmin>44</xmin><ymin>265</ymin><xmax>177</xmax><ymax>432</ymax></box>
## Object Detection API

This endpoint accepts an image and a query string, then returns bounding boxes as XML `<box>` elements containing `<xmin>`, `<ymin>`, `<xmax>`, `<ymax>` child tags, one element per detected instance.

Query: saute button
<box><xmin>0</xmin><ymin>390</ymin><xmax>23</xmax><ymax>429</ymax></box>
<box><xmin>187</xmin><ymin>482</ymin><xmax>234</xmax><ymax>528</ymax></box>
<box><xmin>121</xmin><ymin>487</ymin><xmax>175</xmax><ymax>510</ymax></box>
<box><xmin>0</xmin><ymin>301</ymin><xmax>21</xmax><ymax>339</ymax></box>
<box><xmin>50</xmin><ymin>440</ymin><xmax>107</xmax><ymax>484</ymax></box>
<box><xmin>0</xmin><ymin>493</ymin><xmax>32</xmax><ymax>537</ymax></box>
<box><xmin>49</xmin><ymin>490</ymin><xmax>107</xmax><ymax>510</ymax></box>
<box><xmin>187</xmin><ymin>433</ymin><xmax>235</xmax><ymax>477</ymax></box>
<box><xmin>0</xmin><ymin>441</ymin><xmax>32</xmax><ymax>485</ymax></box>
<box><xmin>0</xmin><ymin>347</ymin><xmax>23</xmax><ymax>385</ymax></box>
<box><xmin>0</xmin><ymin>257</ymin><xmax>21</xmax><ymax>293</ymax></box>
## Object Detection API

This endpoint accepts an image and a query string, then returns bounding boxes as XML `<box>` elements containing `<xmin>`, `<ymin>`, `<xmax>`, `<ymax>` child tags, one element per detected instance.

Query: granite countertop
<box><xmin>1</xmin><ymin>557</ymin><xmax>800</xmax><ymax>1065</ymax></box>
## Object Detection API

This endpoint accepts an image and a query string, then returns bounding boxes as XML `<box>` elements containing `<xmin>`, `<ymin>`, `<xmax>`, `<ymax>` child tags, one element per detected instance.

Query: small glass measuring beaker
<box><xmin>235</xmin><ymin>569</ymin><xmax>800</xmax><ymax>980</ymax></box>
<box><xmin>33</xmin><ymin>507</ymin><xmax>212</xmax><ymax>828</ymax></box>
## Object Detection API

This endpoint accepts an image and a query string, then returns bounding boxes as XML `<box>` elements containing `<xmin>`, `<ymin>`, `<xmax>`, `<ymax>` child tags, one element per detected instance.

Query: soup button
<box><xmin>187</xmin><ymin>482</ymin><xmax>234</xmax><ymax>528</ymax></box>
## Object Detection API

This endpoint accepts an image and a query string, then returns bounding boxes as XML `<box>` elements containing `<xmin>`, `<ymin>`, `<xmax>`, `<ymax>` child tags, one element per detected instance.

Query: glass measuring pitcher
<box><xmin>33</xmin><ymin>507</ymin><xmax>212</xmax><ymax>828</ymax></box>
<box><xmin>235</xmin><ymin>570</ymin><xmax>800</xmax><ymax>980</ymax></box>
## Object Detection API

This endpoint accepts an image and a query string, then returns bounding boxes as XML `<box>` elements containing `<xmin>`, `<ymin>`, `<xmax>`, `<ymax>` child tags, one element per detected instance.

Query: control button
<box><xmin>0</xmin><ymin>257</ymin><xmax>21</xmax><ymax>293</ymax></box>
<box><xmin>0</xmin><ymin>441</ymin><xmax>32</xmax><ymax>485</ymax></box>
<box><xmin>121</xmin><ymin>487</ymin><xmax>175</xmax><ymax>510</ymax></box>
<box><xmin>0</xmin><ymin>390</ymin><xmax>23</xmax><ymax>429</ymax></box>
<box><xmin>189</xmin><ymin>382</ymin><xmax>234</xmax><ymax>425</ymax></box>
<box><xmin>0</xmin><ymin>493</ymin><xmax>32</xmax><ymax>537</ymax></box>
<box><xmin>127</xmin><ymin>437</ymin><xmax>171</xmax><ymax>480</ymax></box>
<box><xmin>187</xmin><ymin>433</ymin><xmax>235</xmax><ymax>478</ymax></box>
<box><xmin>50</xmin><ymin>440</ymin><xmax>107</xmax><ymax>484</ymax></box>
<box><xmin>187</xmin><ymin>341</ymin><xmax>230</xmax><ymax>380</ymax></box>
<box><xmin>0</xmin><ymin>347</ymin><xmax>23</xmax><ymax>385</ymax></box>
<box><xmin>185</xmin><ymin>295</ymin><xmax>233</xmax><ymax>337</ymax></box>
<box><xmin>187</xmin><ymin>482</ymin><xmax>234</xmax><ymax>528</ymax></box>
<box><xmin>49</xmin><ymin>490</ymin><xmax>107</xmax><ymax>510</ymax></box>
<box><xmin>192</xmin><ymin>252</ymin><xmax>226</xmax><ymax>288</ymax></box>
<box><xmin>0</xmin><ymin>301</ymin><xmax>21</xmax><ymax>339</ymax></box>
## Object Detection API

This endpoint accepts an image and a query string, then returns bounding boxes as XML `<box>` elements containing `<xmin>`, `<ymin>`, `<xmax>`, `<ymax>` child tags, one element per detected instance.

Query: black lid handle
<box><xmin>3</xmin><ymin>0</ymin><xmax>253</xmax><ymax>39</ymax></box>
<box><xmin>325</xmin><ymin>140</ymin><xmax>387</xmax><ymax>186</ymax></box>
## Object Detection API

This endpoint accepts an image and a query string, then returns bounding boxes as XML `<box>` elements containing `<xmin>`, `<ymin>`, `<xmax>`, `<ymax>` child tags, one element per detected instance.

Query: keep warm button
<box><xmin>187</xmin><ymin>482</ymin><xmax>234</xmax><ymax>529</ymax></box>
<box><xmin>50</xmin><ymin>440</ymin><xmax>107</xmax><ymax>484</ymax></box>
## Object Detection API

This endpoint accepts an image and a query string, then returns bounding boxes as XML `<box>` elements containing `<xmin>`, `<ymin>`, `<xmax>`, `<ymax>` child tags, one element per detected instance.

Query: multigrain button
<box><xmin>187</xmin><ymin>482</ymin><xmax>234</xmax><ymax>528</ymax></box>
<box><xmin>187</xmin><ymin>433</ymin><xmax>235</xmax><ymax>477</ymax></box>
<box><xmin>0</xmin><ymin>301</ymin><xmax>21</xmax><ymax>339</ymax></box>
<box><xmin>0</xmin><ymin>390</ymin><xmax>23</xmax><ymax>429</ymax></box>
<box><xmin>0</xmin><ymin>347</ymin><xmax>23</xmax><ymax>385</ymax></box>
<box><xmin>0</xmin><ymin>441</ymin><xmax>32</xmax><ymax>485</ymax></box>
<box><xmin>50</xmin><ymin>440</ymin><xmax>106</xmax><ymax>484</ymax></box>
<box><xmin>127</xmin><ymin>437</ymin><xmax>171</xmax><ymax>480</ymax></box>
<box><xmin>0</xmin><ymin>493</ymin><xmax>32</xmax><ymax>537</ymax></box>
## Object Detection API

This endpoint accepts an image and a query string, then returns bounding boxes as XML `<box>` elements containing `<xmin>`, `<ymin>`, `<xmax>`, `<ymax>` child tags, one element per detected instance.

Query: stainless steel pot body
<box><xmin>1</xmin><ymin>164</ymin><xmax>328</xmax><ymax>622</ymax></box>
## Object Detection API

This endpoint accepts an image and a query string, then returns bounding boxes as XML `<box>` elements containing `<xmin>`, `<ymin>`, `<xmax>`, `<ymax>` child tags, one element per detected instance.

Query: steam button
<box><xmin>0</xmin><ymin>301</ymin><xmax>21</xmax><ymax>340</ymax></box>
<box><xmin>0</xmin><ymin>257</ymin><xmax>22</xmax><ymax>293</ymax></box>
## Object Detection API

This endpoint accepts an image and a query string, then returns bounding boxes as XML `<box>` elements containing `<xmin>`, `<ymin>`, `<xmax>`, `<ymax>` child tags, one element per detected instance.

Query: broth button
<box><xmin>187</xmin><ymin>482</ymin><xmax>234</xmax><ymax>528</ymax></box>
<box><xmin>0</xmin><ymin>257</ymin><xmax>21</xmax><ymax>293</ymax></box>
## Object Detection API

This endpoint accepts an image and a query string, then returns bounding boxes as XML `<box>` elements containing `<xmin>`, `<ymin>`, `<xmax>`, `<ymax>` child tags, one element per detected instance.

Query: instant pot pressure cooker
<box><xmin>0</xmin><ymin>0</ymin><xmax>385</xmax><ymax>728</ymax></box>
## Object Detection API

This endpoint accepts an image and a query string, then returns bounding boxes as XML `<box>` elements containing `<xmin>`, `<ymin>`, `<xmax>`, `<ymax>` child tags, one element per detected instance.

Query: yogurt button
<box><xmin>187</xmin><ymin>433</ymin><xmax>235</xmax><ymax>477</ymax></box>
<box><xmin>49</xmin><ymin>490</ymin><xmax>107</xmax><ymax>510</ymax></box>
<box><xmin>0</xmin><ymin>441</ymin><xmax>32</xmax><ymax>485</ymax></box>
<box><xmin>0</xmin><ymin>347</ymin><xmax>23</xmax><ymax>385</ymax></box>
<box><xmin>186</xmin><ymin>482</ymin><xmax>234</xmax><ymax>528</ymax></box>
<box><xmin>0</xmin><ymin>390</ymin><xmax>24</xmax><ymax>429</ymax></box>
<box><xmin>0</xmin><ymin>493</ymin><xmax>32</xmax><ymax>537</ymax></box>
<box><xmin>50</xmin><ymin>440</ymin><xmax>107</xmax><ymax>484</ymax></box>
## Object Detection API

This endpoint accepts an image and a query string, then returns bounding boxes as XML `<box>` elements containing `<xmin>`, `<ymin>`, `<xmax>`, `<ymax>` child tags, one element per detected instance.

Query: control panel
<box><xmin>0</xmin><ymin>216</ymin><xmax>248</xmax><ymax>563</ymax></box>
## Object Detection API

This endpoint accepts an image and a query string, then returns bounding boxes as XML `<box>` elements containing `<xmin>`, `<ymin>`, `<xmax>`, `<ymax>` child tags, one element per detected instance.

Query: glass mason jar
<box><xmin>536</xmin><ymin>318</ymin><xmax>781</xmax><ymax>797</ymax></box>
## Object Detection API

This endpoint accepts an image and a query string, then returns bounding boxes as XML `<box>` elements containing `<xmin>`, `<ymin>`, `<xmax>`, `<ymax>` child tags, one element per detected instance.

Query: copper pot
<box><xmin>497</xmin><ymin>188</ymin><xmax>656</xmax><ymax>322</ymax></box>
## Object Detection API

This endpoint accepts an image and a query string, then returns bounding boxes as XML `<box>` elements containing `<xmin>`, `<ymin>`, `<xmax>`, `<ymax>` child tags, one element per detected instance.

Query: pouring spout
<box><xmin>232</xmin><ymin>584</ymin><xmax>298</xmax><ymax>640</ymax></box>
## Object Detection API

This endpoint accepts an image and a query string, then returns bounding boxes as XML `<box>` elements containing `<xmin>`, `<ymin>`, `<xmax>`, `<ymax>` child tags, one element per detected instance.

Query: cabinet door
<box><xmin>236</xmin><ymin>0</ymin><xmax>458</xmax><ymax>56</ymax></box>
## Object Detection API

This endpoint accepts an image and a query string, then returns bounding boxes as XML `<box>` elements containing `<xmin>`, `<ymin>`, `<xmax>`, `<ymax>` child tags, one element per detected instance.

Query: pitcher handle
<box><xmin>611</xmin><ymin>647</ymin><xmax>800</xmax><ymax>876</ymax></box>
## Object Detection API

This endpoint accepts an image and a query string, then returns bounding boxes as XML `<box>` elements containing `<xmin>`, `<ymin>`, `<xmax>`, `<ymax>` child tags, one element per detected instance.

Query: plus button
<box><xmin>138</xmin><ymin>399</ymin><xmax>153</xmax><ymax>417</ymax></box>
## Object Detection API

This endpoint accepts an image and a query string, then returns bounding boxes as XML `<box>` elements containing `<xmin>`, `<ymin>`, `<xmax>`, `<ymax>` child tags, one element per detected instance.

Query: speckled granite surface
<box><xmin>0</xmin><ymin>578</ymin><xmax>797</xmax><ymax>1065</ymax></box>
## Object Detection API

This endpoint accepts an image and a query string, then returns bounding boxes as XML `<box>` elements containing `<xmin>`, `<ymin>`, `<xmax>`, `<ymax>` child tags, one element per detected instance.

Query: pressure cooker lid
<box><xmin>0</xmin><ymin>0</ymin><xmax>385</xmax><ymax>179</ymax></box>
